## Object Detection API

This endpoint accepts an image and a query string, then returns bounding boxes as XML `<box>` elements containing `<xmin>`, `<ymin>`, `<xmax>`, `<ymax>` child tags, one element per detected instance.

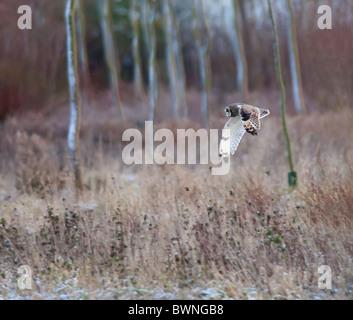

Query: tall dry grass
<box><xmin>0</xmin><ymin>102</ymin><xmax>353</xmax><ymax>299</ymax></box>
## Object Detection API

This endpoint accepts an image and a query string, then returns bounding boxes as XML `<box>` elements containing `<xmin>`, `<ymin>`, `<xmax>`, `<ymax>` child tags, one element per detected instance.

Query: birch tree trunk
<box><xmin>142</xmin><ymin>0</ymin><xmax>157</xmax><ymax>122</ymax></box>
<box><xmin>268</xmin><ymin>0</ymin><xmax>297</xmax><ymax>188</ymax></box>
<box><xmin>140</xmin><ymin>0</ymin><xmax>149</xmax><ymax>61</ymax></box>
<box><xmin>193</xmin><ymin>0</ymin><xmax>212</xmax><ymax>129</ymax></box>
<box><xmin>171</xmin><ymin>1</ymin><xmax>188</xmax><ymax>119</ymax></box>
<box><xmin>141</xmin><ymin>0</ymin><xmax>158</xmax><ymax>109</ymax></box>
<box><xmin>231</xmin><ymin>0</ymin><xmax>249</xmax><ymax>102</ymax></box>
<box><xmin>100</xmin><ymin>0</ymin><xmax>125</xmax><ymax>123</ymax></box>
<box><xmin>76</xmin><ymin>0</ymin><xmax>92</xmax><ymax>108</ymax></box>
<box><xmin>163</xmin><ymin>0</ymin><xmax>181</xmax><ymax>119</ymax></box>
<box><xmin>66</xmin><ymin>0</ymin><xmax>83</xmax><ymax>193</ymax></box>
<box><xmin>130</xmin><ymin>0</ymin><xmax>146</xmax><ymax>107</ymax></box>
<box><xmin>286</xmin><ymin>0</ymin><xmax>307</xmax><ymax>115</ymax></box>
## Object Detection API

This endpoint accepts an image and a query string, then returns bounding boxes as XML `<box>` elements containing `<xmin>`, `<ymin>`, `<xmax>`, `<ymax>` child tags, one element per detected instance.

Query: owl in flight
<box><xmin>219</xmin><ymin>103</ymin><xmax>270</xmax><ymax>158</ymax></box>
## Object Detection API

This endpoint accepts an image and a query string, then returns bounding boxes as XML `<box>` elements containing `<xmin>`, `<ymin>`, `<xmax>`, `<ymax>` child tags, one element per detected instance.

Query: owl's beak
<box><xmin>225</xmin><ymin>107</ymin><xmax>231</xmax><ymax>117</ymax></box>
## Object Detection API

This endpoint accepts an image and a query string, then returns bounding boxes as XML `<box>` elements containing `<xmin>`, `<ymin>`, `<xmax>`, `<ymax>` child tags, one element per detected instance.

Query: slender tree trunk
<box><xmin>66</xmin><ymin>0</ymin><xmax>83</xmax><ymax>194</ymax></box>
<box><xmin>232</xmin><ymin>0</ymin><xmax>249</xmax><ymax>101</ymax></box>
<box><xmin>268</xmin><ymin>0</ymin><xmax>297</xmax><ymax>188</ymax></box>
<box><xmin>286</xmin><ymin>0</ymin><xmax>307</xmax><ymax>115</ymax></box>
<box><xmin>193</xmin><ymin>0</ymin><xmax>212</xmax><ymax>129</ymax></box>
<box><xmin>142</xmin><ymin>0</ymin><xmax>157</xmax><ymax>122</ymax></box>
<box><xmin>100</xmin><ymin>0</ymin><xmax>125</xmax><ymax>123</ymax></box>
<box><xmin>76</xmin><ymin>0</ymin><xmax>92</xmax><ymax>108</ymax></box>
<box><xmin>170</xmin><ymin>1</ymin><xmax>188</xmax><ymax>119</ymax></box>
<box><xmin>164</xmin><ymin>0</ymin><xmax>181</xmax><ymax>119</ymax></box>
<box><xmin>130</xmin><ymin>0</ymin><xmax>146</xmax><ymax>108</ymax></box>
<box><xmin>201</xmin><ymin>0</ymin><xmax>212</xmax><ymax>128</ymax></box>
<box><xmin>141</xmin><ymin>0</ymin><xmax>158</xmax><ymax>107</ymax></box>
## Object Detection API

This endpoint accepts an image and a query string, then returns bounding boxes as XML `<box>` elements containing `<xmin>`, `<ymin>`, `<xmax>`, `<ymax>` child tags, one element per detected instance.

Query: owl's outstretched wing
<box><xmin>219</xmin><ymin>116</ymin><xmax>246</xmax><ymax>157</ymax></box>
<box><xmin>242</xmin><ymin>107</ymin><xmax>270</xmax><ymax>135</ymax></box>
<box><xmin>259</xmin><ymin>108</ymin><xmax>270</xmax><ymax>119</ymax></box>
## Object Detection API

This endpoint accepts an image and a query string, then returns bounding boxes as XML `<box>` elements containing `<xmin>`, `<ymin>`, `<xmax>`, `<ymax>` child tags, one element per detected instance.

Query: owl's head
<box><xmin>225</xmin><ymin>103</ymin><xmax>242</xmax><ymax>117</ymax></box>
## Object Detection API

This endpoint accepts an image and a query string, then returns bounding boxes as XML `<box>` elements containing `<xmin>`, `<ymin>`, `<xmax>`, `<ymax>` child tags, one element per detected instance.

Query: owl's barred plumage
<box><xmin>219</xmin><ymin>103</ymin><xmax>270</xmax><ymax>158</ymax></box>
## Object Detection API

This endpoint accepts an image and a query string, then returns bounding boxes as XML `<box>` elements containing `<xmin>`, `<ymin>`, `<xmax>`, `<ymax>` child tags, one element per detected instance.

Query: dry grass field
<box><xmin>1</xmin><ymin>96</ymin><xmax>353</xmax><ymax>300</ymax></box>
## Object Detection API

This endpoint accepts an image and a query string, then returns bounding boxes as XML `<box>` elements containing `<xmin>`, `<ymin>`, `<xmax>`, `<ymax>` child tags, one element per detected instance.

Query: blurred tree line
<box><xmin>1</xmin><ymin>0</ymin><xmax>352</xmax><ymax>122</ymax></box>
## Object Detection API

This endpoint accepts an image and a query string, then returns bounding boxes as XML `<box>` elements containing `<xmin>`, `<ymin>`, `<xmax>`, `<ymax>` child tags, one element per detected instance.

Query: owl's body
<box><xmin>219</xmin><ymin>103</ymin><xmax>270</xmax><ymax>158</ymax></box>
